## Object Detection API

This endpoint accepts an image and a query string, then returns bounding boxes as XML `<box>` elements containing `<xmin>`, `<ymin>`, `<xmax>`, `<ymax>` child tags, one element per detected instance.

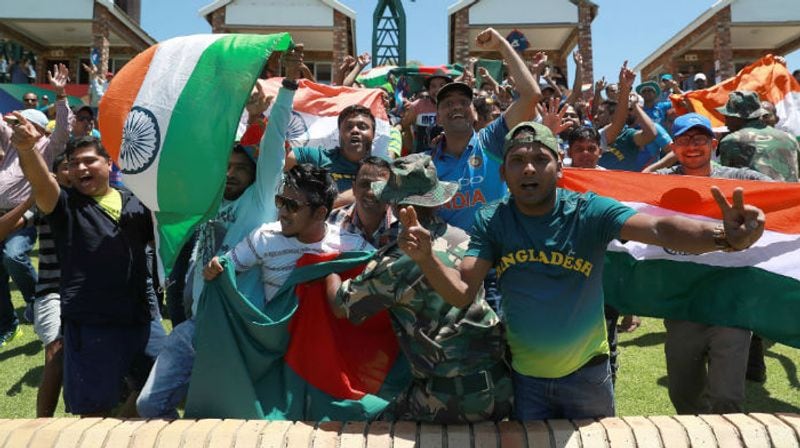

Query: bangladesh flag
<box><xmin>185</xmin><ymin>252</ymin><xmax>411</xmax><ymax>420</ymax></box>
<box><xmin>389</xmin><ymin>64</ymin><xmax>464</xmax><ymax>95</ymax></box>
<box><xmin>97</xmin><ymin>33</ymin><xmax>293</xmax><ymax>279</ymax></box>
<box><xmin>560</xmin><ymin>169</ymin><xmax>800</xmax><ymax>348</ymax></box>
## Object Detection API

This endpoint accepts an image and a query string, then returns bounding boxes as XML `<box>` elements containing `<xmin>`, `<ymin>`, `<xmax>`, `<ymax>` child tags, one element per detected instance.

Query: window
<box><xmin>77</xmin><ymin>57</ymin><xmax>130</xmax><ymax>83</ymax></box>
<box><xmin>315</xmin><ymin>62</ymin><xmax>332</xmax><ymax>84</ymax></box>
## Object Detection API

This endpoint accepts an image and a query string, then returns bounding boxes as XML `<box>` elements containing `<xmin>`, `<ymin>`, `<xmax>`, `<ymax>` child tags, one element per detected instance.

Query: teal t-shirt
<box><xmin>466</xmin><ymin>189</ymin><xmax>637</xmax><ymax>378</ymax></box>
<box><xmin>598</xmin><ymin>127</ymin><xmax>641</xmax><ymax>171</ymax></box>
<box><xmin>293</xmin><ymin>146</ymin><xmax>359</xmax><ymax>192</ymax></box>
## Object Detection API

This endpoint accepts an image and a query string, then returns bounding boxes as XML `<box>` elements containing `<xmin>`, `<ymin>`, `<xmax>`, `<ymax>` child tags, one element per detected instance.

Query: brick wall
<box><xmin>641</xmin><ymin>8</ymin><xmax>720</xmax><ymax>80</ymax></box>
<box><xmin>713</xmin><ymin>5</ymin><xmax>734</xmax><ymax>81</ymax></box>
<box><xmin>451</xmin><ymin>9</ymin><xmax>470</xmax><ymax>66</ymax></box>
<box><xmin>0</xmin><ymin>414</ymin><xmax>797</xmax><ymax>447</ymax></box>
<box><xmin>577</xmin><ymin>0</ymin><xmax>595</xmax><ymax>88</ymax></box>
<box><xmin>641</xmin><ymin>5</ymin><xmax>736</xmax><ymax>82</ymax></box>
<box><xmin>332</xmin><ymin>10</ymin><xmax>349</xmax><ymax>84</ymax></box>
<box><xmin>210</xmin><ymin>9</ymin><xmax>226</xmax><ymax>34</ymax></box>
<box><xmin>92</xmin><ymin>4</ymin><xmax>111</xmax><ymax>80</ymax></box>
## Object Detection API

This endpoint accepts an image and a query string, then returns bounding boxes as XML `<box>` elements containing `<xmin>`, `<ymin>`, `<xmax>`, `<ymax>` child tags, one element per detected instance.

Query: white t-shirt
<box><xmin>227</xmin><ymin>221</ymin><xmax>372</xmax><ymax>304</ymax></box>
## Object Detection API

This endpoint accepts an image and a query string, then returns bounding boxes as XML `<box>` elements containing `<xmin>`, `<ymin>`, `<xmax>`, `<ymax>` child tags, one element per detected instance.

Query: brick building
<box><xmin>447</xmin><ymin>0</ymin><xmax>598</xmax><ymax>87</ymax></box>
<box><xmin>634</xmin><ymin>0</ymin><xmax>800</xmax><ymax>85</ymax></box>
<box><xmin>199</xmin><ymin>0</ymin><xmax>357</xmax><ymax>84</ymax></box>
<box><xmin>0</xmin><ymin>0</ymin><xmax>155</xmax><ymax>84</ymax></box>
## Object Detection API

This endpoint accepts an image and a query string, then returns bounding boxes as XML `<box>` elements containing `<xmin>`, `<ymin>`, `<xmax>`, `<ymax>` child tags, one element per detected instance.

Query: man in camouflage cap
<box><xmin>717</xmin><ymin>90</ymin><xmax>800</xmax><ymax>182</ymax></box>
<box><xmin>327</xmin><ymin>153</ymin><xmax>512</xmax><ymax>424</ymax></box>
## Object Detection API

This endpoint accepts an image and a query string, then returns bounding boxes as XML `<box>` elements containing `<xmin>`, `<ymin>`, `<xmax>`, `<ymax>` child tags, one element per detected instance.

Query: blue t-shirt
<box><xmin>293</xmin><ymin>146</ymin><xmax>360</xmax><ymax>192</ymax></box>
<box><xmin>637</xmin><ymin>123</ymin><xmax>672</xmax><ymax>169</ymax></box>
<box><xmin>598</xmin><ymin>124</ymin><xmax>671</xmax><ymax>172</ymax></box>
<box><xmin>429</xmin><ymin>117</ymin><xmax>509</xmax><ymax>230</ymax></box>
<box><xmin>643</xmin><ymin>101</ymin><xmax>672</xmax><ymax>128</ymax></box>
<box><xmin>466</xmin><ymin>190</ymin><xmax>637</xmax><ymax>378</ymax></box>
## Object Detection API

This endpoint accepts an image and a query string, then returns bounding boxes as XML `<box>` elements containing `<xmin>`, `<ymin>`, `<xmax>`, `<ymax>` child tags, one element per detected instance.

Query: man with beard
<box><xmin>136</xmin><ymin>65</ymin><xmax>301</xmax><ymax>418</ymax></box>
<box><xmin>327</xmin><ymin>156</ymin><xmax>397</xmax><ymax>247</ymax></box>
<box><xmin>399</xmin><ymin>121</ymin><xmax>765</xmax><ymax>420</ymax></box>
<box><xmin>327</xmin><ymin>154</ymin><xmax>511</xmax><ymax>423</ymax></box>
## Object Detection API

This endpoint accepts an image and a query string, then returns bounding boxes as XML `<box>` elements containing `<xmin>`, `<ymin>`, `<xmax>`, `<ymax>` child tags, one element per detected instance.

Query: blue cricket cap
<box><xmin>671</xmin><ymin>113</ymin><xmax>713</xmax><ymax>137</ymax></box>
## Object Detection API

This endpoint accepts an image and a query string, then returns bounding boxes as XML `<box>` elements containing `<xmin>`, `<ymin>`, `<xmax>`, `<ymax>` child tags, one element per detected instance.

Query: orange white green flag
<box><xmin>98</xmin><ymin>33</ymin><xmax>293</xmax><ymax>278</ymax></box>
<box><xmin>671</xmin><ymin>54</ymin><xmax>800</xmax><ymax>137</ymax></box>
<box><xmin>560</xmin><ymin>168</ymin><xmax>800</xmax><ymax>348</ymax></box>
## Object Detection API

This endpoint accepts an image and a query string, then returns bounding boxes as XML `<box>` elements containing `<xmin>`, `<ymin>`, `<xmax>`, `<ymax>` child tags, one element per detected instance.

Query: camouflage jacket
<box><xmin>719</xmin><ymin>121</ymin><xmax>800</xmax><ymax>182</ymax></box>
<box><xmin>335</xmin><ymin>217</ymin><xmax>506</xmax><ymax>379</ymax></box>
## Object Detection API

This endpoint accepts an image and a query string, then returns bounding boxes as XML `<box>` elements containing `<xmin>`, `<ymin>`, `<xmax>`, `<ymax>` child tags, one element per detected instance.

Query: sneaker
<box><xmin>23</xmin><ymin>302</ymin><xmax>34</xmax><ymax>323</ymax></box>
<box><xmin>0</xmin><ymin>325</ymin><xmax>22</xmax><ymax>348</ymax></box>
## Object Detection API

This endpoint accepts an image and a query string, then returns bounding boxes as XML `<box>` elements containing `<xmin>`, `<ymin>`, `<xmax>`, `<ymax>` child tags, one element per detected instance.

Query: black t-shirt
<box><xmin>47</xmin><ymin>187</ymin><xmax>154</xmax><ymax>324</ymax></box>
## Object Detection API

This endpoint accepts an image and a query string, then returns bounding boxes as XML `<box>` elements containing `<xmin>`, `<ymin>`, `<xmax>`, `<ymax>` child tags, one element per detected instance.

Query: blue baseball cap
<box><xmin>671</xmin><ymin>113</ymin><xmax>713</xmax><ymax>137</ymax></box>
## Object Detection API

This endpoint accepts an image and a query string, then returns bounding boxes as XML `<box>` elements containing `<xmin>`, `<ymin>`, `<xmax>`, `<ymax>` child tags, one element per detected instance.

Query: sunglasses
<box><xmin>275</xmin><ymin>194</ymin><xmax>310</xmax><ymax>213</ymax></box>
<box><xmin>76</xmin><ymin>116</ymin><xmax>94</xmax><ymax>122</ymax></box>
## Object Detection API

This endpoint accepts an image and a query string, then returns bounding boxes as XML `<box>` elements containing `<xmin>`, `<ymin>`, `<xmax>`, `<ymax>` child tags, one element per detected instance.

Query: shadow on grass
<box><xmin>765</xmin><ymin>349</ymin><xmax>799</xmax><ymax>389</ymax></box>
<box><xmin>746</xmin><ymin>381</ymin><xmax>800</xmax><ymax>413</ymax></box>
<box><xmin>619</xmin><ymin>331</ymin><xmax>666</xmax><ymax>348</ymax></box>
<box><xmin>6</xmin><ymin>364</ymin><xmax>42</xmax><ymax>397</ymax></box>
<box><xmin>656</xmin><ymin>369</ymin><xmax>800</xmax><ymax>414</ymax></box>
<box><xmin>0</xmin><ymin>339</ymin><xmax>39</xmax><ymax>362</ymax></box>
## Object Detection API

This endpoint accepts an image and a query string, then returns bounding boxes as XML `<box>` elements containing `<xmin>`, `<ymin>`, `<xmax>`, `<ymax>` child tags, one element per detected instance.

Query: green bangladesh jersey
<box><xmin>466</xmin><ymin>189</ymin><xmax>636</xmax><ymax>378</ymax></box>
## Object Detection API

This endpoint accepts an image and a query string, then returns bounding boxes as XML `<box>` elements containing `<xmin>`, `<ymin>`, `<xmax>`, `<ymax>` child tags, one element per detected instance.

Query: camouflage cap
<box><xmin>503</xmin><ymin>121</ymin><xmax>560</xmax><ymax>158</ymax></box>
<box><xmin>371</xmin><ymin>153</ymin><xmax>458</xmax><ymax>207</ymax></box>
<box><xmin>716</xmin><ymin>90</ymin><xmax>766</xmax><ymax>120</ymax></box>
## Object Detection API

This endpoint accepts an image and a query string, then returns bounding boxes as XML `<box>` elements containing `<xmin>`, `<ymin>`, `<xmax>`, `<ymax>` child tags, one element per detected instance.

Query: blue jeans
<box><xmin>136</xmin><ymin>319</ymin><xmax>195</xmax><ymax>418</ymax></box>
<box><xmin>512</xmin><ymin>359</ymin><xmax>615</xmax><ymax>420</ymax></box>
<box><xmin>0</xmin><ymin>226</ymin><xmax>37</xmax><ymax>333</ymax></box>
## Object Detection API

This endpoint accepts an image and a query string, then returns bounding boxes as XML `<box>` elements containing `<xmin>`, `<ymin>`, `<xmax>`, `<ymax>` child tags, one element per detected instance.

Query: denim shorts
<box><xmin>512</xmin><ymin>356</ymin><xmax>615</xmax><ymax>420</ymax></box>
<box><xmin>33</xmin><ymin>293</ymin><xmax>61</xmax><ymax>346</ymax></box>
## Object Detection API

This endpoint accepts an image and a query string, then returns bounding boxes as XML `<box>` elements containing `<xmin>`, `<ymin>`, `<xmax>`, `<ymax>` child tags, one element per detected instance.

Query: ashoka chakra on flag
<box><xmin>97</xmin><ymin>32</ymin><xmax>294</xmax><ymax>279</ymax></box>
<box><xmin>120</xmin><ymin>106</ymin><xmax>161</xmax><ymax>175</ymax></box>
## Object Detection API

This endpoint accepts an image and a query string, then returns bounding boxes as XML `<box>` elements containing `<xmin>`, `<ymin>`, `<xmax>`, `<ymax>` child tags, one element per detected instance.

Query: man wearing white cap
<box><xmin>693</xmin><ymin>72</ymin><xmax>708</xmax><ymax>90</ymax></box>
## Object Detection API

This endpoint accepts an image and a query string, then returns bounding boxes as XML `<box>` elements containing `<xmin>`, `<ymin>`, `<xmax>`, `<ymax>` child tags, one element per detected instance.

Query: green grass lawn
<box><xmin>1</xmin><ymin>290</ymin><xmax>798</xmax><ymax>418</ymax></box>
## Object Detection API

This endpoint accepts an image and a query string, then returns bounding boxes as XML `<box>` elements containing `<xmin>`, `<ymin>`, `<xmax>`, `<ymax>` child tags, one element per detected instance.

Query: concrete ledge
<box><xmin>0</xmin><ymin>413</ymin><xmax>797</xmax><ymax>447</ymax></box>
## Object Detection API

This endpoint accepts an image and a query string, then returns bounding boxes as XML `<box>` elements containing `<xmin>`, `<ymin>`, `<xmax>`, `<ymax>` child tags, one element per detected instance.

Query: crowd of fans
<box><xmin>1</xmin><ymin>27</ymin><xmax>798</xmax><ymax>421</ymax></box>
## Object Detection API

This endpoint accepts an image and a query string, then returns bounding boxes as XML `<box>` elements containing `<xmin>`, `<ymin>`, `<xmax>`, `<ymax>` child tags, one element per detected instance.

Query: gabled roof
<box><xmin>97</xmin><ymin>0</ymin><xmax>156</xmax><ymax>46</ymax></box>
<box><xmin>633</xmin><ymin>0</ymin><xmax>732</xmax><ymax>73</ymax></box>
<box><xmin>447</xmin><ymin>0</ymin><xmax>597</xmax><ymax>17</ymax></box>
<box><xmin>199</xmin><ymin>0</ymin><xmax>356</xmax><ymax>21</ymax></box>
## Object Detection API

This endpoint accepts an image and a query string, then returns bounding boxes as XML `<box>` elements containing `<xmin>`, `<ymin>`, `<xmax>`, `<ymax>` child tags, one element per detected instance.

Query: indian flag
<box><xmin>671</xmin><ymin>54</ymin><xmax>800</xmax><ymax>137</ymax></box>
<box><xmin>560</xmin><ymin>168</ymin><xmax>800</xmax><ymax>348</ymax></box>
<box><xmin>257</xmin><ymin>78</ymin><xmax>392</xmax><ymax>158</ymax></box>
<box><xmin>98</xmin><ymin>33</ymin><xmax>293</xmax><ymax>278</ymax></box>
